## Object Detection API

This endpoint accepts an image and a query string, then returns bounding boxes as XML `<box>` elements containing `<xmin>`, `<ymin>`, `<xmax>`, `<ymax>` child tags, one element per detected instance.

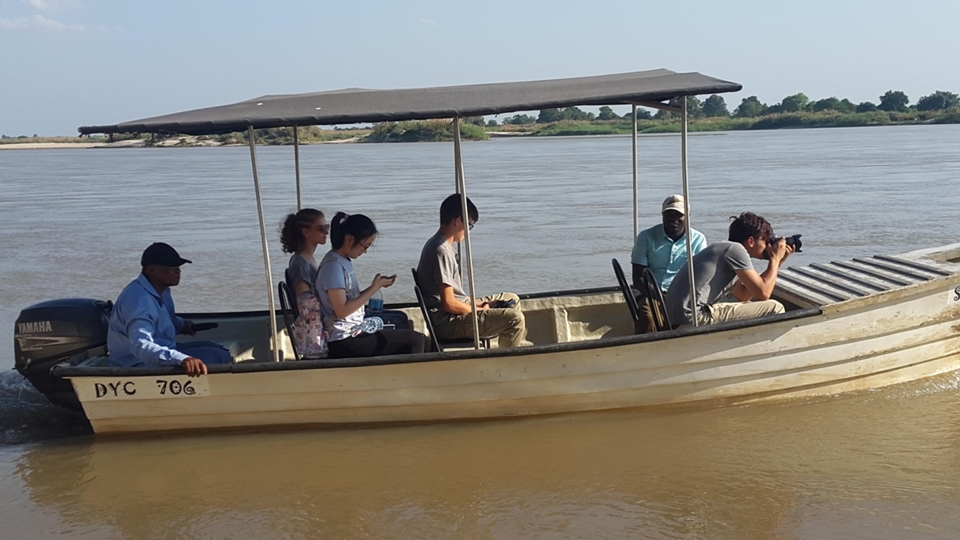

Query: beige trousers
<box><xmin>700</xmin><ymin>300</ymin><xmax>785</xmax><ymax>325</ymax></box>
<box><xmin>435</xmin><ymin>292</ymin><xmax>527</xmax><ymax>348</ymax></box>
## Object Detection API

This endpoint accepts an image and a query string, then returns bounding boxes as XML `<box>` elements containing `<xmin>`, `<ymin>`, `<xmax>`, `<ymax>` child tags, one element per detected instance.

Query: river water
<box><xmin>1</xmin><ymin>125</ymin><xmax>960</xmax><ymax>538</ymax></box>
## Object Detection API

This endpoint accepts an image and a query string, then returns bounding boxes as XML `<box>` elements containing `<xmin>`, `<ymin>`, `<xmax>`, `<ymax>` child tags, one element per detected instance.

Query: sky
<box><xmin>2</xmin><ymin>0</ymin><xmax>960</xmax><ymax>136</ymax></box>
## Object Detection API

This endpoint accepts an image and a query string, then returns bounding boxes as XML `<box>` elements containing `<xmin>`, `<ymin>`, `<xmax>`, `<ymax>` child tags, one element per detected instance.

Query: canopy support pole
<box><xmin>453</xmin><ymin>117</ymin><xmax>482</xmax><ymax>349</ymax></box>
<box><xmin>454</xmin><ymin>123</ymin><xmax>462</xmax><ymax>262</ymax></box>
<box><xmin>293</xmin><ymin>126</ymin><xmax>302</xmax><ymax>211</ymax></box>
<box><xmin>680</xmin><ymin>97</ymin><xmax>698</xmax><ymax>327</ymax></box>
<box><xmin>632</xmin><ymin>104</ymin><xmax>639</xmax><ymax>240</ymax></box>
<box><xmin>247</xmin><ymin>126</ymin><xmax>282</xmax><ymax>361</ymax></box>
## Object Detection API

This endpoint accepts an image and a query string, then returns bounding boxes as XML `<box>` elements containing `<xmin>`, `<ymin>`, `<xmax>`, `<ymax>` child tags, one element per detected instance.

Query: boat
<box><xmin>13</xmin><ymin>69</ymin><xmax>960</xmax><ymax>434</ymax></box>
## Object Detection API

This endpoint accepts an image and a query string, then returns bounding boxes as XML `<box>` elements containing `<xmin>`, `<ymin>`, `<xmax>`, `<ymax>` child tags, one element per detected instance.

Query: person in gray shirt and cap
<box><xmin>665</xmin><ymin>212</ymin><xmax>794</xmax><ymax>326</ymax></box>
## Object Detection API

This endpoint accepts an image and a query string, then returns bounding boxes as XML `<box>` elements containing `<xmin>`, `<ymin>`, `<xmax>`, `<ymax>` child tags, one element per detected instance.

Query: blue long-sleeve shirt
<box><xmin>107</xmin><ymin>274</ymin><xmax>188</xmax><ymax>367</ymax></box>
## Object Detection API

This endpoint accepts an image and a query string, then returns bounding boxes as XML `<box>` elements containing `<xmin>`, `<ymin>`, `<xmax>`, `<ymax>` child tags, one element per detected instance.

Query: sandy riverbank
<box><xmin>0</xmin><ymin>140</ymin><xmax>146</xmax><ymax>150</ymax></box>
<box><xmin>0</xmin><ymin>136</ymin><xmax>365</xmax><ymax>150</ymax></box>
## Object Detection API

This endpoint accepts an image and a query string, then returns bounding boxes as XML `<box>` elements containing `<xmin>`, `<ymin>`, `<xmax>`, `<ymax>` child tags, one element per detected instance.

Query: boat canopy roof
<box><xmin>78</xmin><ymin>69</ymin><xmax>741</xmax><ymax>136</ymax></box>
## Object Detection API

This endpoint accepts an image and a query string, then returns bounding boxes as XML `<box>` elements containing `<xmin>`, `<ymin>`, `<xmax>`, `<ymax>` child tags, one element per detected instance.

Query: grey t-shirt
<box><xmin>287</xmin><ymin>253</ymin><xmax>318</xmax><ymax>292</ymax></box>
<box><xmin>315</xmin><ymin>250</ymin><xmax>364</xmax><ymax>341</ymax></box>
<box><xmin>417</xmin><ymin>233</ymin><xmax>468</xmax><ymax>327</ymax></box>
<box><xmin>665</xmin><ymin>241</ymin><xmax>755</xmax><ymax>325</ymax></box>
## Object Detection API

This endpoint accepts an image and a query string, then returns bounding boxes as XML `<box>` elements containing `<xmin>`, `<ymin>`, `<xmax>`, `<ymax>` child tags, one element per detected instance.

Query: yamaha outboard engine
<box><xmin>14</xmin><ymin>298</ymin><xmax>112</xmax><ymax>409</ymax></box>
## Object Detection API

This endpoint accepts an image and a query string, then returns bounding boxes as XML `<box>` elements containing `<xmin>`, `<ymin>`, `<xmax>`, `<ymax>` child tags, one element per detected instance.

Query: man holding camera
<box><xmin>665</xmin><ymin>212</ymin><xmax>794</xmax><ymax>326</ymax></box>
<box><xmin>417</xmin><ymin>194</ymin><xmax>527</xmax><ymax>349</ymax></box>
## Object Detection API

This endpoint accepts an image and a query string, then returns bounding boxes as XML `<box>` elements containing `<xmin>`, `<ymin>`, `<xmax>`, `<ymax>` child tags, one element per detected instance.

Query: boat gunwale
<box><xmin>52</xmin><ymin>307</ymin><xmax>823</xmax><ymax>378</ymax></box>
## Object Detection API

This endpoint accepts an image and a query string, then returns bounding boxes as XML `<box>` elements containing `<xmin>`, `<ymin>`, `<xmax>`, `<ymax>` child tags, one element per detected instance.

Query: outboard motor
<box><xmin>14</xmin><ymin>298</ymin><xmax>112</xmax><ymax>409</ymax></box>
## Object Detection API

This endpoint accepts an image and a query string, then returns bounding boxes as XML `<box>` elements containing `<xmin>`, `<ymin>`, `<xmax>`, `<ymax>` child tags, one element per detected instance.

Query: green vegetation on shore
<box><xmin>365</xmin><ymin>119</ymin><xmax>487</xmax><ymax>142</ymax></box>
<box><xmin>206</xmin><ymin>126</ymin><xmax>370</xmax><ymax>145</ymax></box>
<box><xmin>140</xmin><ymin>126</ymin><xmax>370</xmax><ymax>146</ymax></box>
<box><xmin>493</xmin><ymin>89</ymin><xmax>960</xmax><ymax>137</ymax></box>
<box><xmin>496</xmin><ymin>107</ymin><xmax>960</xmax><ymax>137</ymax></box>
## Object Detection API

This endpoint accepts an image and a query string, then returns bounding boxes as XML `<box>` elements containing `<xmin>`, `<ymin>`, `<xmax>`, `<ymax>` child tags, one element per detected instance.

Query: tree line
<box><xmin>493</xmin><ymin>89</ymin><xmax>960</xmax><ymax>125</ymax></box>
<box><xmin>5</xmin><ymin>89</ymin><xmax>957</xmax><ymax>143</ymax></box>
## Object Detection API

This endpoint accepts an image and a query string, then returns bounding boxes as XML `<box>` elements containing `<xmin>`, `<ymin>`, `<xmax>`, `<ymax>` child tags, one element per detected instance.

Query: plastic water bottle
<box><xmin>361</xmin><ymin>316</ymin><xmax>384</xmax><ymax>334</ymax></box>
<box><xmin>368</xmin><ymin>289</ymin><xmax>384</xmax><ymax>313</ymax></box>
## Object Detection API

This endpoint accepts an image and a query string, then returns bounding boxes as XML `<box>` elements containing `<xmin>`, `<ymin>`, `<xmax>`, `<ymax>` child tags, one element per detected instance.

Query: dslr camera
<box><xmin>763</xmin><ymin>234</ymin><xmax>802</xmax><ymax>259</ymax></box>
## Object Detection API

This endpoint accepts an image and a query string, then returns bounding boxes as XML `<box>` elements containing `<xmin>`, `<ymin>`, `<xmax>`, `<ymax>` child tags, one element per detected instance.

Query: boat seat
<box><xmin>277</xmin><ymin>280</ymin><xmax>301</xmax><ymax>361</ymax></box>
<box><xmin>411</xmin><ymin>268</ymin><xmax>492</xmax><ymax>352</ymax></box>
<box><xmin>283</xmin><ymin>268</ymin><xmax>297</xmax><ymax>312</ymax></box>
<box><xmin>639</xmin><ymin>267</ymin><xmax>671</xmax><ymax>332</ymax></box>
<box><xmin>612</xmin><ymin>258</ymin><xmax>672</xmax><ymax>334</ymax></box>
<box><xmin>612</xmin><ymin>258</ymin><xmax>643</xmax><ymax>334</ymax></box>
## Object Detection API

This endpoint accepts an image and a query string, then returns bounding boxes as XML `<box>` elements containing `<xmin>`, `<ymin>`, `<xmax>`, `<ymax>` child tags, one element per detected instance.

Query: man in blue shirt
<box><xmin>106</xmin><ymin>243</ymin><xmax>231</xmax><ymax>376</ymax></box>
<box><xmin>632</xmin><ymin>194</ymin><xmax>707</xmax><ymax>293</ymax></box>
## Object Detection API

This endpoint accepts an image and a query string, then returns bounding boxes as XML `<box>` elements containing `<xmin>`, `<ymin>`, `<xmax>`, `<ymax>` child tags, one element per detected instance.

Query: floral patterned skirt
<box><xmin>293</xmin><ymin>292</ymin><xmax>328</xmax><ymax>358</ymax></box>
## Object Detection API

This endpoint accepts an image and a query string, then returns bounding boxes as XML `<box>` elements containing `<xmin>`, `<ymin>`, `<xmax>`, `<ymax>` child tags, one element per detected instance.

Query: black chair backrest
<box><xmin>412</xmin><ymin>281</ymin><xmax>443</xmax><ymax>353</ymax></box>
<box><xmin>283</xmin><ymin>268</ymin><xmax>298</xmax><ymax>314</ymax></box>
<box><xmin>277</xmin><ymin>281</ymin><xmax>301</xmax><ymax>361</ymax></box>
<box><xmin>640</xmin><ymin>267</ymin><xmax>671</xmax><ymax>332</ymax></box>
<box><xmin>612</xmin><ymin>258</ymin><xmax>642</xmax><ymax>332</ymax></box>
<box><xmin>411</xmin><ymin>267</ymin><xmax>493</xmax><ymax>352</ymax></box>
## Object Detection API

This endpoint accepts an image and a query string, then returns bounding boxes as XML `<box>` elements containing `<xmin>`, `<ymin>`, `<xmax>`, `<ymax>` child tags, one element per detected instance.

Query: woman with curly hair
<box><xmin>280</xmin><ymin>208</ymin><xmax>329</xmax><ymax>357</ymax></box>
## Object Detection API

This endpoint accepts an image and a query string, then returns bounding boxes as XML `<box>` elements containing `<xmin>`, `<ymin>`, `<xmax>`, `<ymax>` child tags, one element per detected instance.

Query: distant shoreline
<box><xmin>2</xmin><ymin>112</ymin><xmax>958</xmax><ymax>150</ymax></box>
<box><xmin>0</xmin><ymin>141</ymin><xmax>133</xmax><ymax>150</ymax></box>
<box><xmin>0</xmin><ymin>136</ymin><xmax>363</xmax><ymax>151</ymax></box>
<box><xmin>0</xmin><ymin>133</ymin><xmax>739</xmax><ymax>150</ymax></box>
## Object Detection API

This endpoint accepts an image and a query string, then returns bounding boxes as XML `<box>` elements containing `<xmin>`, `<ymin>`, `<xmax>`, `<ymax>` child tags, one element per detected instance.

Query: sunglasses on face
<box><xmin>314</xmin><ymin>224</ymin><xmax>330</xmax><ymax>233</ymax></box>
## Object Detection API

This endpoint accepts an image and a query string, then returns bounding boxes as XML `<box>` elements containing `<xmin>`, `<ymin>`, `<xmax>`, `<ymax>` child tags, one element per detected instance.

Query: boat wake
<box><xmin>0</xmin><ymin>371</ymin><xmax>91</xmax><ymax>446</ymax></box>
<box><xmin>865</xmin><ymin>368</ymin><xmax>960</xmax><ymax>402</ymax></box>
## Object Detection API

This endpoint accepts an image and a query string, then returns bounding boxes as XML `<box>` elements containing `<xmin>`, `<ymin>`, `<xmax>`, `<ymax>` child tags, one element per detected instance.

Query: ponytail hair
<box><xmin>279</xmin><ymin>208</ymin><xmax>324</xmax><ymax>253</ymax></box>
<box><xmin>330</xmin><ymin>211</ymin><xmax>378</xmax><ymax>249</ymax></box>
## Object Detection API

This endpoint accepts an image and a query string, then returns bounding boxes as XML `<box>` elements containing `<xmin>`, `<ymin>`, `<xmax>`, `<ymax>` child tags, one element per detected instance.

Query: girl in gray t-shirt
<box><xmin>280</xmin><ymin>208</ymin><xmax>328</xmax><ymax>296</ymax></box>
<box><xmin>315</xmin><ymin>212</ymin><xmax>427</xmax><ymax>358</ymax></box>
<box><xmin>280</xmin><ymin>208</ymin><xmax>329</xmax><ymax>357</ymax></box>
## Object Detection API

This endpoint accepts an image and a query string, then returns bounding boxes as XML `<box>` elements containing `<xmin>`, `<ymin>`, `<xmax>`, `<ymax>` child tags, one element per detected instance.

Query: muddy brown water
<box><xmin>2</xmin><ymin>126</ymin><xmax>960</xmax><ymax>538</ymax></box>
